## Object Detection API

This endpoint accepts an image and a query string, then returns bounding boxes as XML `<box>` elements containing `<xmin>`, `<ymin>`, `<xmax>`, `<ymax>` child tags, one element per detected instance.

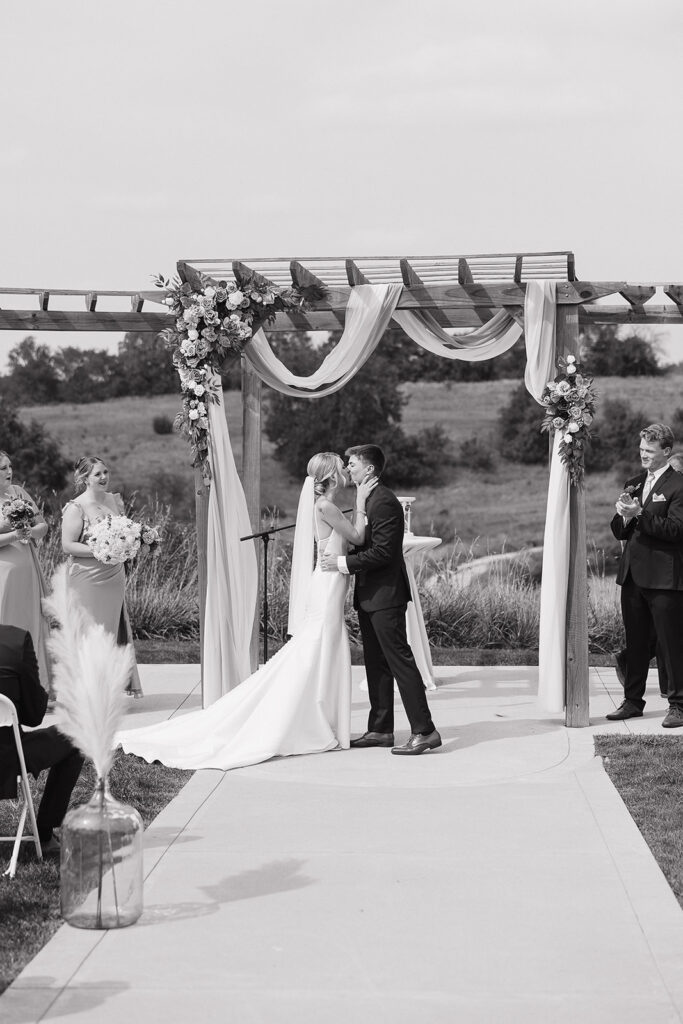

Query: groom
<box><xmin>321</xmin><ymin>444</ymin><xmax>441</xmax><ymax>755</ymax></box>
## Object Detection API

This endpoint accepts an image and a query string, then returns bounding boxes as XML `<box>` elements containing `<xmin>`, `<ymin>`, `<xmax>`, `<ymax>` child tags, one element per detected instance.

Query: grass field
<box><xmin>21</xmin><ymin>373</ymin><xmax>683</xmax><ymax>560</ymax></box>
<box><xmin>594</xmin><ymin>736</ymin><xmax>683</xmax><ymax>910</ymax></box>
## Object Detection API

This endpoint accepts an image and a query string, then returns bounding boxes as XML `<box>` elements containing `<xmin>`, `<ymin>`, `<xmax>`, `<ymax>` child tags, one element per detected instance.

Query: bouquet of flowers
<box><xmin>87</xmin><ymin>515</ymin><xmax>143</xmax><ymax>565</ymax></box>
<box><xmin>87</xmin><ymin>515</ymin><xmax>163</xmax><ymax>565</ymax></box>
<box><xmin>2</xmin><ymin>496</ymin><xmax>36</xmax><ymax>544</ymax></box>
<box><xmin>540</xmin><ymin>354</ymin><xmax>598</xmax><ymax>489</ymax></box>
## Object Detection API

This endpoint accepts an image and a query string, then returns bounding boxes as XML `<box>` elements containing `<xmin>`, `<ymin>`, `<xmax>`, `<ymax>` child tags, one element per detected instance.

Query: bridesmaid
<box><xmin>61</xmin><ymin>455</ymin><xmax>143</xmax><ymax>697</ymax></box>
<box><xmin>0</xmin><ymin>450</ymin><xmax>52</xmax><ymax>690</ymax></box>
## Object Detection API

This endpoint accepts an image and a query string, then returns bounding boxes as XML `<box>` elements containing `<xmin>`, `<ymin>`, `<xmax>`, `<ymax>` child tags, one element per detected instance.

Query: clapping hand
<box><xmin>616</xmin><ymin>493</ymin><xmax>641</xmax><ymax>520</ymax></box>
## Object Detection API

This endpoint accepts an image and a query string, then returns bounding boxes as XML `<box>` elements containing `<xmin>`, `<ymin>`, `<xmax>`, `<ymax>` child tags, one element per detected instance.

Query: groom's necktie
<box><xmin>642</xmin><ymin>471</ymin><xmax>656</xmax><ymax>502</ymax></box>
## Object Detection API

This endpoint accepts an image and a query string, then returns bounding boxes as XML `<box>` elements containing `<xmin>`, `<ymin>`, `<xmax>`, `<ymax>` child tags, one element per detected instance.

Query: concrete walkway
<box><xmin>3</xmin><ymin>663</ymin><xmax>683</xmax><ymax>1024</ymax></box>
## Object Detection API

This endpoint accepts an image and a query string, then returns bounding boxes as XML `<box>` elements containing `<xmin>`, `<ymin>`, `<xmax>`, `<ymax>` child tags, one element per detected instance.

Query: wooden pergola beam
<box><xmin>0</xmin><ymin>310</ymin><xmax>169</xmax><ymax>332</ymax></box>
<box><xmin>664</xmin><ymin>285</ymin><xmax>683</xmax><ymax>314</ymax></box>
<box><xmin>290</xmin><ymin>261</ymin><xmax>344</xmax><ymax>328</ymax></box>
<box><xmin>618</xmin><ymin>286</ymin><xmax>656</xmax><ymax>313</ymax></box>
<box><xmin>458</xmin><ymin>258</ymin><xmax>473</xmax><ymax>286</ymax></box>
<box><xmin>6</xmin><ymin>281</ymin><xmax>683</xmax><ymax>333</ymax></box>
<box><xmin>345</xmin><ymin>259</ymin><xmax>369</xmax><ymax>286</ymax></box>
<box><xmin>578</xmin><ymin>305</ymin><xmax>683</xmax><ymax>325</ymax></box>
<box><xmin>399</xmin><ymin>260</ymin><xmax>453</xmax><ymax>329</ymax></box>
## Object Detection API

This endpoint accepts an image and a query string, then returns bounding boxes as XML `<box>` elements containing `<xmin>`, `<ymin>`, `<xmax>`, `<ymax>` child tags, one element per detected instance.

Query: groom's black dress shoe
<box><xmin>391</xmin><ymin>730</ymin><xmax>442</xmax><ymax>755</ymax></box>
<box><xmin>349</xmin><ymin>732</ymin><xmax>394</xmax><ymax>748</ymax></box>
<box><xmin>605</xmin><ymin>700</ymin><xmax>643</xmax><ymax>721</ymax></box>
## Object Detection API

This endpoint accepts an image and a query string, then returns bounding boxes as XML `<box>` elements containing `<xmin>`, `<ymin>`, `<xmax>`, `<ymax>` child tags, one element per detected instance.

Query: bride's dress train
<box><xmin>118</xmin><ymin>529</ymin><xmax>351</xmax><ymax>770</ymax></box>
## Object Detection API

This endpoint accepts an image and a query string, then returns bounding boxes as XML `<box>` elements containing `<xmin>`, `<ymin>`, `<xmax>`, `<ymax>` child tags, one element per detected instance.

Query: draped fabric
<box><xmin>203</xmin><ymin>377</ymin><xmax>257</xmax><ymax>706</ymax></box>
<box><xmin>392</xmin><ymin>308</ymin><xmax>522</xmax><ymax>361</ymax></box>
<box><xmin>523</xmin><ymin>280</ymin><xmax>558</xmax><ymax>403</ymax></box>
<box><xmin>520</xmin><ymin>281</ymin><xmax>571</xmax><ymax>713</ymax></box>
<box><xmin>243</xmin><ymin>284</ymin><xmax>403</xmax><ymax>397</ymax></box>
<box><xmin>287</xmin><ymin>476</ymin><xmax>315</xmax><ymax>637</ymax></box>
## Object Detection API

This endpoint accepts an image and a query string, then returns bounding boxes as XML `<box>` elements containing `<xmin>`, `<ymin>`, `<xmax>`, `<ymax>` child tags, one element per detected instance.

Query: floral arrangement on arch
<box><xmin>540</xmin><ymin>354</ymin><xmax>597</xmax><ymax>488</ymax></box>
<box><xmin>153</xmin><ymin>270</ymin><xmax>322</xmax><ymax>482</ymax></box>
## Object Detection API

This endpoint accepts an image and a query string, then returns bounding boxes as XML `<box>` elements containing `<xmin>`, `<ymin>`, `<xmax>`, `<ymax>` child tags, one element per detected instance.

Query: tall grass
<box><xmin>417</xmin><ymin>553</ymin><xmax>540</xmax><ymax>649</ymax></box>
<box><xmin>257</xmin><ymin>538</ymin><xmax>625</xmax><ymax>654</ymax></box>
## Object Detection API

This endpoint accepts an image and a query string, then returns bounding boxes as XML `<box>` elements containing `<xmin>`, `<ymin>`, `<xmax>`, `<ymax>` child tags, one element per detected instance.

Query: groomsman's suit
<box><xmin>610</xmin><ymin>466</ymin><xmax>683</xmax><ymax>712</ymax></box>
<box><xmin>345</xmin><ymin>483</ymin><xmax>436</xmax><ymax>737</ymax></box>
<box><xmin>0</xmin><ymin>625</ymin><xmax>83</xmax><ymax>846</ymax></box>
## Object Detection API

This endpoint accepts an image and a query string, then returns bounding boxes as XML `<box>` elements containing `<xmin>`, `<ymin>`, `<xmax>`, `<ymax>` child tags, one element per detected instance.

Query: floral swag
<box><xmin>540</xmin><ymin>354</ymin><xmax>597</xmax><ymax>488</ymax></box>
<box><xmin>153</xmin><ymin>271</ymin><xmax>323</xmax><ymax>482</ymax></box>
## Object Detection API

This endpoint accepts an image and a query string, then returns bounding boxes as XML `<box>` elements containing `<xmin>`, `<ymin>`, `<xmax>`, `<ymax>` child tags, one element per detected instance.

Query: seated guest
<box><xmin>0</xmin><ymin>625</ymin><xmax>83</xmax><ymax>856</ymax></box>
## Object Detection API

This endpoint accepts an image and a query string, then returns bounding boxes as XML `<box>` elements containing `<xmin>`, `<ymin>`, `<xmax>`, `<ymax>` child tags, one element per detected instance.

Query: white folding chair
<box><xmin>0</xmin><ymin>693</ymin><xmax>42</xmax><ymax>877</ymax></box>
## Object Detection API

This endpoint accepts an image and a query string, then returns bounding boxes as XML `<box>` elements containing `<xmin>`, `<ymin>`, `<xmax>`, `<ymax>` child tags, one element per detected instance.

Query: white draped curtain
<box><xmin>244</xmin><ymin>283</ymin><xmax>403</xmax><ymax>396</ymax></box>
<box><xmin>203</xmin><ymin>378</ymin><xmax>258</xmax><ymax>706</ymax></box>
<box><xmin>203</xmin><ymin>279</ymin><xmax>567</xmax><ymax>712</ymax></box>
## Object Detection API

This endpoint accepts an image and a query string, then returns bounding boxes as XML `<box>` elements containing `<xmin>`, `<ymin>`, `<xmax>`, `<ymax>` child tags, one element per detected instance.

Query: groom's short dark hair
<box><xmin>345</xmin><ymin>444</ymin><xmax>386</xmax><ymax>477</ymax></box>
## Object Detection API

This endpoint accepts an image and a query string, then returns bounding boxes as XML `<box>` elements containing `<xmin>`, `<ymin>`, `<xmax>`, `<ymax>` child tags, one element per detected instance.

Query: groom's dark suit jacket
<box><xmin>345</xmin><ymin>483</ymin><xmax>412</xmax><ymax>611</ymax></box>
<box><xmin>611</xmin><ymin>467</ymin><xmax>683</xmax><ymax>589</ymax></box>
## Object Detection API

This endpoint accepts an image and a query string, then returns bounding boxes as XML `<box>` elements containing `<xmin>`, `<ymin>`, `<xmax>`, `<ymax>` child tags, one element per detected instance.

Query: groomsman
<box><xmin>607</xmin><ymin>424</ymin><xmax>683</xmax><ymax>727</ymax></box>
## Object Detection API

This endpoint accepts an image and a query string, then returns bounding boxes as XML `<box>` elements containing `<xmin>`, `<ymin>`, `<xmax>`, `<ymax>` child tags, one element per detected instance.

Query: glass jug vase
<box><xmin>60</xmin><ymin>776</ymin><xmax>143</xmax><ymax>929</ymax></box>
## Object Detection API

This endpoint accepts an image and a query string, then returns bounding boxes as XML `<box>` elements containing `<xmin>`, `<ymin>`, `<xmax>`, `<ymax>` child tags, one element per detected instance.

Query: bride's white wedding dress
<box><xmin>118</xmin><ymin>526</ymin><xmax>351</xmax><ymax>770</ymax></box>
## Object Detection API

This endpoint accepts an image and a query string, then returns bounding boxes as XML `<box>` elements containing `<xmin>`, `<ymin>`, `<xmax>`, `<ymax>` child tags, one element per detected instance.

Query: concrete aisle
<box><xmin>3</xmin><ymin>663</ymin><xmax>683</xmax><ymax>1024</ymax></box>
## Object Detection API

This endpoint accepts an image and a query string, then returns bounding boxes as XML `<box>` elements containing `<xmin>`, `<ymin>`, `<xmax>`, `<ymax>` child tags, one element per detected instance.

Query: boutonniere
<box><xmin>625</xmin><ymin>484</ymin><xmax>640</xmax><ymax>496</ymax></box>
<box><xmin>652</xmin><ymin>492</ymin><xmax>667</xmax><ymax>502</ymax></box>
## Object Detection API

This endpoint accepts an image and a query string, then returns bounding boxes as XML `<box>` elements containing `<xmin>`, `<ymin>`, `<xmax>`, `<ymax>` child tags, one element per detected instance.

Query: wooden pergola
<box><xmin>2</xmin><ymin>250</ymin><xmax>682</xmax><ymax>727</ymax></box>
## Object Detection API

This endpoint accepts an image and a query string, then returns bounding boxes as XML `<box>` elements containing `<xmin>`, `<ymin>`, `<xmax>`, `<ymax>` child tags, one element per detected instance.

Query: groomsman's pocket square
<box><xmin>652</xmin><ymin>493</ymin><xmax>666</xmax><ymax>502</ymax></box>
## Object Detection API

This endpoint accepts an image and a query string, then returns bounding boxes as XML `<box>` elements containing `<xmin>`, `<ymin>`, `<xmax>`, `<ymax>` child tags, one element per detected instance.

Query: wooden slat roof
<box><xmin>179</xmin><ymin>251</ymin><xmax>576</xmax><ymax>288</ymax></box>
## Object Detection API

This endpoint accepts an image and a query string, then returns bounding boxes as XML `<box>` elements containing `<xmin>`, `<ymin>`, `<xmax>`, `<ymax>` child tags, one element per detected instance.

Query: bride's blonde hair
<box><xmin>307</xmin><ymin>452</ymin><xmax>346</xmax><ymax>499</ymax></box>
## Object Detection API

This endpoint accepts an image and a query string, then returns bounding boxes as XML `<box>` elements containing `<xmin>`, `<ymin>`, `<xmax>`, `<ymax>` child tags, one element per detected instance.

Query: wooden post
<box><xmin>556</xmin><ymin>304</ymin><xmax>590</xmax><ymax>726</ymax></box>
<box><xmin>241</xmin><ymin>362</ymin><xmax>262</xmax><ymax>671</ymax></box>
<box><xmin>194</xmin><ymin>468</ymin><xmax>209</xmax><ymax>704</ymax></box>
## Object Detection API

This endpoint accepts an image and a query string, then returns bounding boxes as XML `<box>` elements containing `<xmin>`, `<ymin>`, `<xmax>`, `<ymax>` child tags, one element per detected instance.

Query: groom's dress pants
<box><xmin>621</xmin><ymin>575</ymin><xmax>683</xmax><ymax>709</ymax></box>
<box><xmin>359</xmin><ymin>604</ymin><xmax>435</xmax><ymax>735</ymax></box>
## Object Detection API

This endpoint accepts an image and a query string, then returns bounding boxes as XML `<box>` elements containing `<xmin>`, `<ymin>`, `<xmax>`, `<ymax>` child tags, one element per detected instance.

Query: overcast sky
<box><xmin>2</xmin><ymin>0</ymin><xmax>683</xmax><ymax>367</ymax></box>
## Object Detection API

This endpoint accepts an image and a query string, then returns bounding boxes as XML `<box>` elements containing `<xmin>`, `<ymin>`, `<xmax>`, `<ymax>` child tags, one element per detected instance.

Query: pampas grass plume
<box><xmin>44</xmin><ymin>565</ymin><xmax>133</xmax><ymax>779</ymax></box>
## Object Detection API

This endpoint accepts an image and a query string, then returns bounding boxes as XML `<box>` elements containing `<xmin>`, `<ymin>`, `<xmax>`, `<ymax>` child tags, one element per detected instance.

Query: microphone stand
<box><xmin>240</xmin><ymin>519</ymin><xmax>295</xmax><ymax>664</ymax></box>
<box><xmin>240</xmin><ymin>509</ymin><xmax>354</xmax><ymax>665</ymax></box>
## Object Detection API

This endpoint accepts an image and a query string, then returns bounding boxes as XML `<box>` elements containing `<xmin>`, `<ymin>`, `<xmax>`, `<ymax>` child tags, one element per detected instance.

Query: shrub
<box><xmin>127</xmin><ymin>471</ymin><xmax>195</xmax><ymax>522</ymax></box>
<box><xmin>152</xmin><ymin>415</ymin><xmax>174</xmax><ymax>435</ymax></box>
<box><xmin>585</xmin><ymin>397</ymin><xmax>650</xmax><ymax>478</ymax></box>
<box><xmin>0</xmin><ymin>398</ymin><xmax>70</xmax><ymax>504</ymax></box>
<box><xmin>670</xmin><ymin>406</ymin><xmax>683</xmax><ymax>445</ymax></box>
<box><xmin>457</xmin><ymin>434</ymin><xmax>495</xmax><ymax>471</ymax></box>
<box><xmin>496</xmin><ymin>383</ymin><xmax>548</xmax><ymax>464</ymax></box>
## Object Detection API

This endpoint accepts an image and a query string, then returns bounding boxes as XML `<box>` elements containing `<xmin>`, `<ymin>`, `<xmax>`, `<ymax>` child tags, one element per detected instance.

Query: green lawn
<box><xmin>20</xmin><ymin>373</ymin><xmax>683</xmax><ymax>559</ymax></box>
<box><xmin>594</xmin><ymin>736</ymin><xmax>683</xmax><ymax>910</ymax></box>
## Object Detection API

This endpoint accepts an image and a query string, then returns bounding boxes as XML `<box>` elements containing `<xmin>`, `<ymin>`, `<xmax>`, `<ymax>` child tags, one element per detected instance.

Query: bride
<box><xmin>118</xmin><ymin>452</ymin><xmax>375</xmax><ymax>770</ymax></box>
